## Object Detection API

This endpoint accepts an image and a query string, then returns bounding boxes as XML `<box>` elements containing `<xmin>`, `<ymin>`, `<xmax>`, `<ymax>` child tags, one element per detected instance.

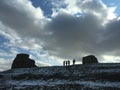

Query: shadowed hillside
<box><xmin>0</xmin><ymin>63</ymin><xmax>120</xmax><ymax>90</ymax></box>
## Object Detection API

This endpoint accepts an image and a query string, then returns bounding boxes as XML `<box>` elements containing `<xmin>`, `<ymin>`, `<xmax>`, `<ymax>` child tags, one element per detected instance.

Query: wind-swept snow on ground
<box><xmin>0</xmin><ymin>63</ymin><xmax>120</xmax><ymax>90</ymax></box>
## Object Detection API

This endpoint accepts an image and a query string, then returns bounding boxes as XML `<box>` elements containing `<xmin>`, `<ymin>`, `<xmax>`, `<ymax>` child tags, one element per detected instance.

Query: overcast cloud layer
<box><xmin>0</xmin><ymin>0</ymin><xmax>120</xmax><ymax>70</ymax></box>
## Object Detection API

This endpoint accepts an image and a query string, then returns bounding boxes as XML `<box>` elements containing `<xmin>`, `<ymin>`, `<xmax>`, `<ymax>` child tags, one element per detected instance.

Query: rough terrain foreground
<box><xmin>0</xmin><ymin>63</ymin><xmax>120</xmax><ymax>90</ymax></box>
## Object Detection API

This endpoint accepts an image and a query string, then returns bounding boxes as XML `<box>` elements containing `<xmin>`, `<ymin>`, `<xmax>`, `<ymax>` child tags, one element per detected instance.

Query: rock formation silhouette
<box><xmin>11</xmin><ymin>53</ymin><xmax>37</xmax><ymax>69</ymax></box>
<box><xmin>82</xmin><ymin>55</ymin><xmax>98</xmax><ymax>64</ymax></box>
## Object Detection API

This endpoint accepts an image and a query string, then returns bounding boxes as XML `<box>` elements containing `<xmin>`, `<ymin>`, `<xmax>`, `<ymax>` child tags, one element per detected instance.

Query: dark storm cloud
<box><xmin>44</xmin><ymin>13</ymin><xmax>102</xmax><ymax>58</ymax></box>
<box><xmin>99</xmin><ymin>19</ymin><xmax>120</xmax><ymax>53</ymax></box>
<box><xmin>44</xmin><ymin>13</ymin><xmax>120</xmax><ymax>59</ymax></box>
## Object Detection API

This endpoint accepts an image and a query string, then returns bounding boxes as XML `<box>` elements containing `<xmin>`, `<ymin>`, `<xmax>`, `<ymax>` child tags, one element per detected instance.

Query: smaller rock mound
<box><xmin>11</xmin><ymin>53</ymin><xmax>37</xmax><ymax>69</ymax></box>
<box><xmin>82</xmin><ymin>55</ymin><xmax>99</xmax><ymax>64</ymax></box>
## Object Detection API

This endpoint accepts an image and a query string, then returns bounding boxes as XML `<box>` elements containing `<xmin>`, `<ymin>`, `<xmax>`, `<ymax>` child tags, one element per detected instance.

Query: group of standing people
<box><xmin>63</xmin><ymin>59</ymin><xmax>76</xmax><ymax>66</ymax></box>
<box><xmin>63</xmin><ymin>60</ymin><xmax>70</xmax><ymax>66</ymax></box>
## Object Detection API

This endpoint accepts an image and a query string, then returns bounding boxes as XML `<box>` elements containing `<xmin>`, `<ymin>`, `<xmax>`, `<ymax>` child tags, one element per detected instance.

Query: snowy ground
<box><xmin>0</xmin><ymin>63</ymin><xmax>120</xmax><ymax>90</ymax></box>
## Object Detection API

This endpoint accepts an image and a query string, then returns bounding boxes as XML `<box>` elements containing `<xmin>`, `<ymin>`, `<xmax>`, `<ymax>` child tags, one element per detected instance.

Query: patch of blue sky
<box><xmin>39</xmin><ymin>50</ymin><xmax>47</xmax><ymax>55</ymax></box>
<box><xmin>31</xmin><ymin>0</ymin><xmax>53</xmax><ymax>18</ymax></box>
<box><xmin>102</xmin><ymin>0</ymin><xmax>120</xmax><ymax>15</ymax></box>
<box><xmin>0</xmin><ymin>35</ymin><xmax>11</xmax><ymax>52</ymax></box>
<box><xmin>0</xmin><ymin>47</ymin><xmax>14</xmax><ymax>60</ymax></box>
<box><xmin>0</xmin><ymin>55</ymin><xmax>13</xmax><ymax>60</ymax></box>
<box><xmin>14</xmin><ymin>47</ymin><xmax>32</xmax><ymax>55</ymax></box>
<box><xmin>14</xmin><ymin>47</ymin><xmax>46</xmax><ymax>59</ymax></box>
<box><xmin>0</xmin><ymin>35</ymin><xmax>9</xmax><ymax>44</ymax></box>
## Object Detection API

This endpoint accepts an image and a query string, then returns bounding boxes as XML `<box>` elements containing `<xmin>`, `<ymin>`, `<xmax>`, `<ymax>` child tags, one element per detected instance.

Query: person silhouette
<box><xmin>73</xmin><ymin>59</ymin><xmax>75</xmax><ymax>65</ymax></box>
<box><xmin>68</xmin><ymin>60</ymin><xmax>70</xmax><ymax>66</ymax></box>
<box><xmin>63</xmin><ymin>61</ymin><xmax>65</xmax><ymax>66</ymax></box>
<box><xmin>65</xmin><ymin>60</ymin><xmax>68</xmax><ymax>66</ymax></box>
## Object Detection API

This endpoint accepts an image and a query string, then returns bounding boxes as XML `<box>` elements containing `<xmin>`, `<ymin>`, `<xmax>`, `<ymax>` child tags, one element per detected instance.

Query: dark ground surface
<box><xmin>0</xmin><ymin>63</ymin><xmax>120</xmax><ymax>90</ymax></box>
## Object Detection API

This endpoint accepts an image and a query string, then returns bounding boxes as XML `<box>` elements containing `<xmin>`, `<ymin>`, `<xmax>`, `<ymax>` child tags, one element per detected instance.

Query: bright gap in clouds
<box><xmin>0</xmin><ymin>0</ymin><xmax>120</xmax><ymax>71</ymax></box>
<box><xmin>102</xmin><ymin>0</ymin><xmax>120</xmax><ymax>15</ymax></box>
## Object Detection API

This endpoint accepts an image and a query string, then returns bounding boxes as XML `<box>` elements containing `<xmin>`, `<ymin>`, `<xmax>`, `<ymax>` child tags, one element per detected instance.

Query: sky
<box><xmin>0</xmin><ymin>0</ymin><xmax>120</xmax><ymax>71</ymax></box>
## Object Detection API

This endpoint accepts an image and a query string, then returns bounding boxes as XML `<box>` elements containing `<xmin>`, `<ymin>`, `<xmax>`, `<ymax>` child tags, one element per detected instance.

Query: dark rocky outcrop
<box><xmin>11</xmin><ymin>54</ymin><xmax>37</xmax><ymax>69</ymax></box>
<box><xmin>82</xmin><ymin>55</ymin><xmax>99</xmax><ymax>64</ymax></box>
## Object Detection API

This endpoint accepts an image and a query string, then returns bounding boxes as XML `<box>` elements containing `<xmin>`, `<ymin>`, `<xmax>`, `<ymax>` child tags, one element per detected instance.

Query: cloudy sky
<box><xmin>0</xmin><ymin>0</ymin><xmax>120</xmax><ymax>71</ymax></box>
